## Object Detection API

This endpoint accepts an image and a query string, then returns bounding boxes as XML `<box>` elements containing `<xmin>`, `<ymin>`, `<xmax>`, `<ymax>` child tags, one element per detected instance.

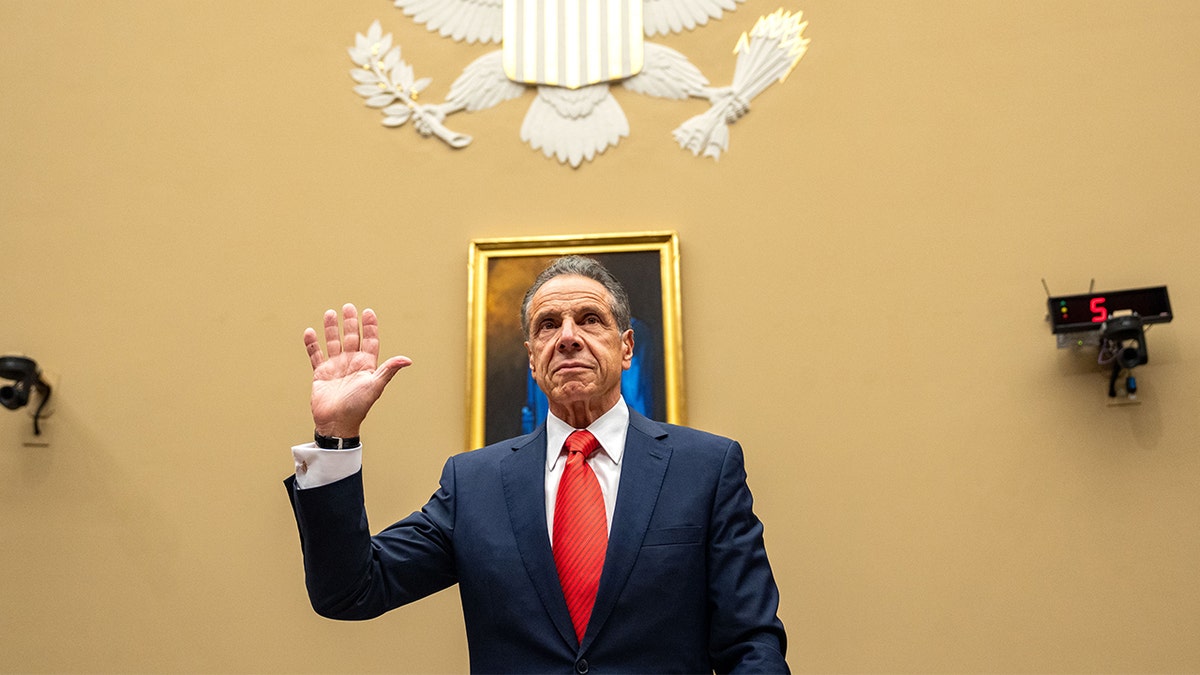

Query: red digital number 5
<box><xmin>1090</xmin><ymin>296</ymin><xmax>1108</xmax><ymax>323</ymax></box>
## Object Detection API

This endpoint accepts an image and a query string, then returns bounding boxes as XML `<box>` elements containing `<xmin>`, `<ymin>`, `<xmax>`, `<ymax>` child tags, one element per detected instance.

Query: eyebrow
<box><xmin>531</xmin><ymin>302</ymin><xmax>611</xmax><ymax>327</ymax></box>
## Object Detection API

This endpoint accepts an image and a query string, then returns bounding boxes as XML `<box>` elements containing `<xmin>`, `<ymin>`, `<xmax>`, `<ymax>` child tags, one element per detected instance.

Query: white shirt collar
<box><xmin>546</xmin><ymin>397</ymin><xmax>629</xmax><ymax>471</ymax></box>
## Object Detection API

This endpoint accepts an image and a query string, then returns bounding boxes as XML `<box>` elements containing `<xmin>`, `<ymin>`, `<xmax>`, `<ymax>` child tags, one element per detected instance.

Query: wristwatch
<box><xmin>314</xmin><ymin>431</ymin><xmax>361</xmax><ymax>450</ymax></box>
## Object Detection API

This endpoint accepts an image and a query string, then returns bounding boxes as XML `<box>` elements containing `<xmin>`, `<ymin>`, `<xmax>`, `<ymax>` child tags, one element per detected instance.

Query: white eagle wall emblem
<box><xmin>349</xmin><ymin>0</ymin><xmax>810</xmax><ymax>166</ymax></box>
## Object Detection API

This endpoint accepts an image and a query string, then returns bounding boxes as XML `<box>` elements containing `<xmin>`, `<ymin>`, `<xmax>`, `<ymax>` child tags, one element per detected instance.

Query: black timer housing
<box><xmin>1047</xmin><ymin>285</ymin><xmax>1172</xmax><ymax>334</ymax></box>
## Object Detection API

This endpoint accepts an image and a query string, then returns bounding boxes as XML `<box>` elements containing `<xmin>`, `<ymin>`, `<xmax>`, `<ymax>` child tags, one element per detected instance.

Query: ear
<box><xmin>620</xmin><ymin>329</ymin><xmax>634</xmax><ymax>370</ymax></box>
<box><xmin>524</xmin><ymin>341</ymin><xmax>534</xmax><ymax>371</ymax></box>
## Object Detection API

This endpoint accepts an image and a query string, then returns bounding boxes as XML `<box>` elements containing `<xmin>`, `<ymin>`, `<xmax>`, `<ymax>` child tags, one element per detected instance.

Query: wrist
<box><xmin>314</xmin><ymin>421</ymin><xmax>361</xmax><ymax>439</ymax></box>
<box><xmin>314</xmin><ymin>430</ymin><xmax>361</xmax><ymax>450</ymax></box>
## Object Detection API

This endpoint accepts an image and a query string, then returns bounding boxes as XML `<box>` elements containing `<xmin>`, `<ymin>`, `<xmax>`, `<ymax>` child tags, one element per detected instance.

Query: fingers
<box><xmin>323</xmin><ymin>308</ymin><xmax>342</xmax><ymax>358</ymax></box>
<box><xmin>342</xmin><ymin>304</ymin><xmax>361</xmax><ymax>353</ymax></box>
<box><xmin>321</xmin><ymin>303</ymin><xmax>363</xmax><ymax>359</ymax></box>
<box><xmin>360</xmin><ymin>308</ymin><xmax>381</xmax><ymax>358</ymax></box>
<box><xmin>305</xmin><ymin>304</ymin><xmax>389</xmax><ymax>370</ymax></box>
<box><xmin>303</xmin><ymin>327</ymin><xmax>324</xmax><ymax>369</ymax></box>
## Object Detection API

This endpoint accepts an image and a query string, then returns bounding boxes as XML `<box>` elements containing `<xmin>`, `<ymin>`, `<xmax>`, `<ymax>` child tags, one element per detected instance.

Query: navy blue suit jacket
<box><xmin>285</xmin><ymin>411</ymin><xmax>788</xmax><ymax>673</ymax></box>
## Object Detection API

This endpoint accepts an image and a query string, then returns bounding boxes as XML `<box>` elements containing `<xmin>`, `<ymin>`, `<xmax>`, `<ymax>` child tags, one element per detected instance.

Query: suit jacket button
<box><xmin>575</xmin><ymin>658</ymin><xmax>589</xmax><ymax>674</ymax></box>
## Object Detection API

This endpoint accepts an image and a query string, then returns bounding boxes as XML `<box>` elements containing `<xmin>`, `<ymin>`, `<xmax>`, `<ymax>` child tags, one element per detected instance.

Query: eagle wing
<box><xmin>622</xmin><ymin>42</ymin><xmax>708</xmax><ymax>99</ymax></box>
<box><xmin>641</xmin><ymin>0</ymin><xmax>744</xmax><ymax>37</ymax></box>
<box><xmin>393</xmin><ymin>0</ymin><xmax>504</xmax><ymax>44</ymax></box>
<box><xmin>446</xmin><ymin>50</ymin><xmax>528</xmax><ymax>111</ymax></box>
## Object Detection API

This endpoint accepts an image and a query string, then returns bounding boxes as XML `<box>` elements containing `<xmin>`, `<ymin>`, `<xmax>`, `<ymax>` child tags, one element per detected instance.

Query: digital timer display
<box><xmin>1047</xmin><ymin>286</ymin><xmax>1172</xmax><ymax>334</ymax></box>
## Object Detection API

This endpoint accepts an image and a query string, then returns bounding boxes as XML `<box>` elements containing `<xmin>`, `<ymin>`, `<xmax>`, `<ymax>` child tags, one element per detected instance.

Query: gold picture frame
<box><xmin>467</xmin><ymin>231</ymin><xmax>685</xmax><ymax>449</ymax></box>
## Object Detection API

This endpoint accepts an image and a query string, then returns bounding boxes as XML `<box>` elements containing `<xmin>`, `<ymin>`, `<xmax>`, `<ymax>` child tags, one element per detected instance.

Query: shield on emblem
<box><xmin>503</xmin><ymin>0</ymin><xmax>644</xmax><ymax>89</ymax></box>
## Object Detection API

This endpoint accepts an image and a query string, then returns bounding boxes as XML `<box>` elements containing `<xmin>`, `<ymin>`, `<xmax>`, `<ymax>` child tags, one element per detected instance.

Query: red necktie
<box><xmin>553</xmin><ymin>429</ymin><xmax>607</xmax><ymax>643</ymax></box>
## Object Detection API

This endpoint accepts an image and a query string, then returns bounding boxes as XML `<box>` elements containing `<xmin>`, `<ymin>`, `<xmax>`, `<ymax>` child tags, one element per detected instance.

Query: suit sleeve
<box><xmin>706</xmin><ymin>440</ymin><xmax>790</xmax><ymax>673</ymax></box>
<box><xmin>284</xmin><ymin>459</ymin><xmax>460</xmax><ymax>620</ymax></box>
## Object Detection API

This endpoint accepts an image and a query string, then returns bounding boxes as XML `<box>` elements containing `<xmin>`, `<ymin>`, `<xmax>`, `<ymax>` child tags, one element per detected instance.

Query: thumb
<box><xmin>375</xmin><ymin>355</ymin><xmax>413</xmax><ymax>384</ymax></box>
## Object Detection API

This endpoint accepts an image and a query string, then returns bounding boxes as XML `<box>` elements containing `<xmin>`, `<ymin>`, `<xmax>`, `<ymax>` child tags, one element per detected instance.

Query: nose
<box><xmin>556</xmin><ymin>318</ymin><xmax>582</xmax><ymax>352</ymax></box>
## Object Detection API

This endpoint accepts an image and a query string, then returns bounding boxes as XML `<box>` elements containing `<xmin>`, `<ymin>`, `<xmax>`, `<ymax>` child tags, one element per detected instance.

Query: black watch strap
<box><xmin>314</xmin><ymin>431</ymin><xmax>361</xmax><ymax>450</ymax></box>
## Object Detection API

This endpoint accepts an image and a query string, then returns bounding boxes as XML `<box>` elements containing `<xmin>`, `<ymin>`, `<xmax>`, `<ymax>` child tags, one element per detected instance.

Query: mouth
<box><xmin>553</xmin><ymin>362</ymin><xmax>592</xmax><ymax>374</ymax></box>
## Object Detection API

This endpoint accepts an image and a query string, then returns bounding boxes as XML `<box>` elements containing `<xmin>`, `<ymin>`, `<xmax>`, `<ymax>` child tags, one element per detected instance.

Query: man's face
<box><xmin>524</xmin><ymin>274</ymin><xmax>634</xmax><ymax>416</ymax></box>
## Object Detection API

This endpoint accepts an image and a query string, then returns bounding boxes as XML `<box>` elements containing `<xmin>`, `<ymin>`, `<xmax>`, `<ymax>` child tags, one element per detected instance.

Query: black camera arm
<box><xmin>0</xmin><ymin>356</ymin><xmax>53</xmax><ymax>435</ymax></box>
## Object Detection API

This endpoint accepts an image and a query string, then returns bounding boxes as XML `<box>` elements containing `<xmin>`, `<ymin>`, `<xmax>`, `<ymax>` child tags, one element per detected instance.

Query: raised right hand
<box><xmin>303</xmin><ymin>303</ymin><xmax>412</xmax><ymax>439</ymax></box>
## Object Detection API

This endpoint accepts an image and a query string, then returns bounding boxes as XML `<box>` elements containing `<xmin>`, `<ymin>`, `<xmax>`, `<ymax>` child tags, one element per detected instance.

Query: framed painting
<box><xmin>467</xmin><ymin>231</ymin><xmax>685</xmax><ymax>448</ymax></box>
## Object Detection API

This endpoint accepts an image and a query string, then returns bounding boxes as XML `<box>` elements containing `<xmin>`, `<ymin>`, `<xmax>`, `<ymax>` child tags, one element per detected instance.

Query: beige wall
<box><xmin>2</xmin><ymin>0</ymin><xmax>1198</xmax><ymax>672</ymax></box>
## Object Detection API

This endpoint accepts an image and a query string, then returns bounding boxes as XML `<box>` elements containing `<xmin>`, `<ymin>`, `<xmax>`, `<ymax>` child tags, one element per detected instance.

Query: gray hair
<box><xmin>520</xmin><ymin>255</ymin><xmax>632</xmax><ymax>339</ymax></box>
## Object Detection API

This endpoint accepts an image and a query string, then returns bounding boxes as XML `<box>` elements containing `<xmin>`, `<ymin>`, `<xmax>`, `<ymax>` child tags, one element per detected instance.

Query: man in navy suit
<box><xmin>286</xmin><ymin>256</ymin><xmax>788</xmax><ymax>673</ymax></box>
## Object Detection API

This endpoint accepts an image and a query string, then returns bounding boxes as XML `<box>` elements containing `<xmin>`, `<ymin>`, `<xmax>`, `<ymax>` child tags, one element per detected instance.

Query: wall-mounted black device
<box><xmin>1047</xmin><ymin>285</ymin><xmax>1172</xmax><ymax>335</ymax></box>
<box><xmin>1</xmin><ymin>355</ymin><xmax>53</xmax><ymax>436</ymax></box>
<box><xmin>1045</xmin><ymin>285</ymin><xmax>1172</xmax><ymax>400</ymax></box>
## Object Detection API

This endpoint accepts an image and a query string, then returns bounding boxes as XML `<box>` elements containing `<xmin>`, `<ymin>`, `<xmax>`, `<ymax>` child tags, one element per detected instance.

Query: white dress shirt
<box><xmin>291</xmin><ymin>397</ymin><xmax>630</xmax><ymax>538</ymax></box>
<box><xmin>544</xmin><ymin>397</ymin><xmax>628</xmax><ymax>540</ymax></box>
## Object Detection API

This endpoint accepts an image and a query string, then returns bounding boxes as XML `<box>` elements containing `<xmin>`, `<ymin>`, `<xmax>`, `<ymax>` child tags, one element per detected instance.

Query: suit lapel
<box><xmin>503</xmin><ymin>414</ymin><xmax>674</xmax><ymax>652</ymax></box>
<box><xmin>501</xmin><ymin>427</ymin><xmax>579</xmax><ymax>649</ymax></box>
<box><xmin>582</xmin><ymin>411</ymin><xmax>672</xmax><ymax>650</ymax></box>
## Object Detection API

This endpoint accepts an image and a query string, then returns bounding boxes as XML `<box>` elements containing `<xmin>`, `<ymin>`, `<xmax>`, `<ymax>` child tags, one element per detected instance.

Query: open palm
<box><xmin>304</xmin><ymin>304</ymin><xmax>412</xmax><ymax>438</ymax></box>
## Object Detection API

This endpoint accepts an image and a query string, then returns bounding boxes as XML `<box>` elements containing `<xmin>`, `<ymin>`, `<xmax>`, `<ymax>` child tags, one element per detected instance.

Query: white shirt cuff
<box><xmin>291</xmin><ymin>442</ymin><xmax>362</xmax><ymax>489</ymax></box>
